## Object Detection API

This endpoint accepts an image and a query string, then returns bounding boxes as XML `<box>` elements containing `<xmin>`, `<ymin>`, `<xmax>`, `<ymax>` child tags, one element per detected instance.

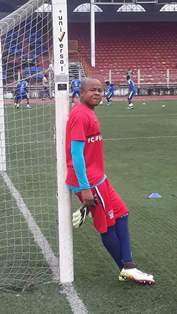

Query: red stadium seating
<box><xmin>68</xmin><ymin>22</ymin><xmax>177</xmax><ymax>86</ymax></box>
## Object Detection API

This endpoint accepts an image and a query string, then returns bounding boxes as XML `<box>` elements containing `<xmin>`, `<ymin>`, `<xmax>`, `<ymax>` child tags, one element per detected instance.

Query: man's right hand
<box><xmin>81</xmin><ymin>189</ymin><xmax>97</xmax><ymax>208</ymax></box>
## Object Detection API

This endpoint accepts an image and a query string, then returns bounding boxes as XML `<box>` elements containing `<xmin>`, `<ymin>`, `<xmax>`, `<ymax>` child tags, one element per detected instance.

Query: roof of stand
<box><xmin>1</xmin><ymin>0</ymin><xmax>177</xmax><ymax>21</ymax></box>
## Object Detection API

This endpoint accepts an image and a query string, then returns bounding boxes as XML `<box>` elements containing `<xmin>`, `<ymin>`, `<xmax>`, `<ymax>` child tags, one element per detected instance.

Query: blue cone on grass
<box><xmin>147</xmin><ymin>192</ymin><xmax>162</xmax><ymax>199</ymax></box>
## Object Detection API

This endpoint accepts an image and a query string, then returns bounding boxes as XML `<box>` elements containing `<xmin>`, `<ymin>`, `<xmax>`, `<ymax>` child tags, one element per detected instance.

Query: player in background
<box><xmin>65</xmin><ymin>78</ymin><xmax>155</xmax><ymax>285</ymax></box>
<box><xmin>42</xmin><ymin>75</ymin><xmax>50</xmax><ymax>100</ymax></box>
<box><xmin>71</xmin><ymin>78</ymin><xmax>81</xmax><ymax>105</ymax></box>
<box><xmin>104</xmin><ymin>80</ymin><xmax>114</xmax><ymax>105</ymax></box>
<box><xmin>127</xmin><ymin>75</ymin><xmax>136</xmax><ymax>109</ymax></box>
<box><xmin>14</xmin><ymin>79</ymin><xmax>32</xmax><ymax>109</ymax></box>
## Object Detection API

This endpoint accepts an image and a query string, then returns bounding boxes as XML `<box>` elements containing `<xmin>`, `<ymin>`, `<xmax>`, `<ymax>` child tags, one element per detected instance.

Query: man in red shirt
<box><xmin>65</xmin><ymin>78</ymin><xmax>155</xmax><ymax>285</ymax></box>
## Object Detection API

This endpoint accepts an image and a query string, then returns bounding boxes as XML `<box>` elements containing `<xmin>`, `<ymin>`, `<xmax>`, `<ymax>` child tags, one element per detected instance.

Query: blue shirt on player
<box><xmin>104</xmin><ymin>81</ymin><xmax>114</xmax><ymax>99</ymax></box>
<box><xmin>71</xmin><ymin>79</ymin><xmax>81</xmax><ymax>97</ymax></box>
<box><xmin>15</xmin><ymin>80</ymin><xmax>28</xmax><ymax>97</ymax></box>
<box><xmin>128</xmin><ymin>78</ymin><xmax>135</xmax><ymax>93</ymax></box>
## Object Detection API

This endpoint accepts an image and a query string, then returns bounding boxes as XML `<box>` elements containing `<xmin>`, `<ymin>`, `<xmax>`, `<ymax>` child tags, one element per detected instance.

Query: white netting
<box><xmin>0</xmin><ymin>0</ymin><xmax>59</xmax><ymax>290</ymax></box>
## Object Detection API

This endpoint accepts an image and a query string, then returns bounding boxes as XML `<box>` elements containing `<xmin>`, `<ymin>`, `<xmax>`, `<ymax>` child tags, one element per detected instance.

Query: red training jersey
<box><xmin>65</xmin><ymin>103</ymin><xmax>105</xmax><ymax>187</ymax></box>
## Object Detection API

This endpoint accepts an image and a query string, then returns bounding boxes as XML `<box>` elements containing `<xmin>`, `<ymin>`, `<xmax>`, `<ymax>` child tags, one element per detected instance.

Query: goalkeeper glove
<box><xmin>72</xmin><ymin>205</ymin><xmax>89</xmax><ymax>228</ymax></box>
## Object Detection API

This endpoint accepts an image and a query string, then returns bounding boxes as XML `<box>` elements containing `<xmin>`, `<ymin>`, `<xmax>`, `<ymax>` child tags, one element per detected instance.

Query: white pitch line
<box><xmin>104</xmin><ymin>135</ymin><xmax>177</xmax><ymax>141</ymax></box>
<box><xmin>99</xmin><ymin>113</ymin><xmax>177</xmax><ymax>118</ymax></box>
<box><xmin>8</xmin><ymin>134</ymin><xmax>177</xmax><ymax>146</ymax></box>
<box><xmin>60</xmin><ymin>283</ymin><xmax>88</xmax><ymax>314</ymax></box>
<box><xmin>1</xmin><ymin>171</ymin><xmax>88</xmax><ymax>313</ymax></box>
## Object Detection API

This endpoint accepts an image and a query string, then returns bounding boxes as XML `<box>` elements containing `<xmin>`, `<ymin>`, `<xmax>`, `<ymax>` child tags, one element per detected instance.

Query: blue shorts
<box><xmin>105</xmin><ymin>91</ymin><xmax>113</xmax><ymax>100</ymax></box>
<box><xmin>128</xmin><ymin>91</ymin><xmax>135</xmax><ymax>100</ymax></box>
<box><xmin>15</xmin><ymin>93</ymin><xmax>29</xmax><ymax>101</ymax></box>
<box><xmin>72</xmin><ymin>89</ymin><xmax>80</xmax><ymax>97</ymax></box>
<box><xmin>15</xmin><ymin>93</ymin><xmax>29</xmax><ymax>100</ymax></box>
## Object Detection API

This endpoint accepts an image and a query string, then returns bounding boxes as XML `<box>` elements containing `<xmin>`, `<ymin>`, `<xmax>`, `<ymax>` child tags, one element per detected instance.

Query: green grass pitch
<box><xmin>0</xmin><ymin>100</ymin><xmax>177</xmax><ymax>313</ymax></box>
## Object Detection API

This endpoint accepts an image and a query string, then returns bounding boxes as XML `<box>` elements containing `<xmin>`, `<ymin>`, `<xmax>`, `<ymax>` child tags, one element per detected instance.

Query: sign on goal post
<box><xmin>52</xmin><ymin>0</ymin><xmax>74</xmax><ymax>283</ymax></box>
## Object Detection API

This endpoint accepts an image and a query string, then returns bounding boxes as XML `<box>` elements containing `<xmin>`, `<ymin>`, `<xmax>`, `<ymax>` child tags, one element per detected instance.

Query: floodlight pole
<box><xmin>167</xmin><ymin>69</ymin><xmax>169</xmax><ymax>88</ymax></box>
<box><xmin>52</xmin><ymin>0</ymin><xmax>73</xmax><ymax>283</ymax></box>
<box><xmin>90</xmin><ymin>0</ymin><xmax>96</xmax><ymax>67</ymax></box>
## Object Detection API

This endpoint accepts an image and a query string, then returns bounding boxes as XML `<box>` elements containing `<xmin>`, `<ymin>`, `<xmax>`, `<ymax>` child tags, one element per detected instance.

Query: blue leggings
<box><xmin>100</xmin><ymin>215</ymin><xmax>132</xmax><ymax>269</ymax></box>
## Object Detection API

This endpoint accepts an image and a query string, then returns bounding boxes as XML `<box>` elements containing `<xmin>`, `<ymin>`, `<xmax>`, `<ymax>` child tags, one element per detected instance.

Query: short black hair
<box><xmin>127</xmin><ymin>75</ymin><xmax>130</xmax><ymax>80</ymax></box>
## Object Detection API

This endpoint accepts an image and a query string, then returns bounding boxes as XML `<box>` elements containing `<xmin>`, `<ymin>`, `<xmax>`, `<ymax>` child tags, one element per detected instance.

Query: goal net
<box><xmin>0</xmin><ymin>0</ymin><xmax>71</xmax><ymax>290</ymax></box>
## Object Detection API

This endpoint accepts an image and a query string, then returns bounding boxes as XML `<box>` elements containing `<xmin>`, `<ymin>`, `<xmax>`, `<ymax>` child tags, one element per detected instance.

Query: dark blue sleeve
<box><xmin>71</xmin><ymin>140</ymin><xmax>90</xmax><ymax>189</ymax></box>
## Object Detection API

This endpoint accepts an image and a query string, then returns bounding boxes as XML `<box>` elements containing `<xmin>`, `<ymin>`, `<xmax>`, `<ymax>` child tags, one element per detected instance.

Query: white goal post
<box><xmin>0</xmin><ymin>0</ymin><xmax>73</xmax><ymax>289</ymax></box>
<box><xmin>0</xmin><ymin>39</ymin><xmax>6</xmax><ymax>171</ymax></box>
<box><xmin>52</xmin><ymin>0</ymin><xmax>73</xmax><ymax>283</ymax></box>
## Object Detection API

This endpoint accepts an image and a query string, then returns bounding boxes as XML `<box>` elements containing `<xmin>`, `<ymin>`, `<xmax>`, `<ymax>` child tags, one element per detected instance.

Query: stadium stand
<box><xmin>68</xmin><ymin>22</ymin><xmax>177</xmax><ymax>88</ymax></box>
<box><xmin>2</xmin><ymin>1</ymin><xmax>177</xmax><ymax>92</ymax></box>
